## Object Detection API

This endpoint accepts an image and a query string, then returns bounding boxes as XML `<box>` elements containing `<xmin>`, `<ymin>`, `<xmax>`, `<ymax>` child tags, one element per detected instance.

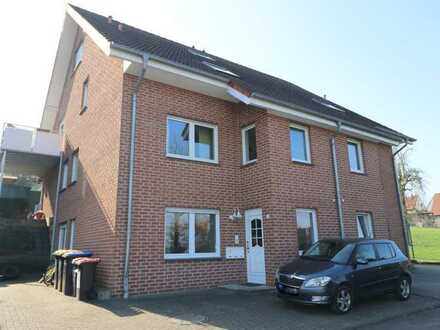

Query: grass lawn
<box><xmin>410</xmin><ymin>226</ymin><xmax>440</xmax><ymax>262</ymax></box>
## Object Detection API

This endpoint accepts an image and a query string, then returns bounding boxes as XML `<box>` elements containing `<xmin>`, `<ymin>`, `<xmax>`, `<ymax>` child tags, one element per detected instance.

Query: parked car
<box><xmin>275</xmin><ymin>238</ymin><xmax>412</xmax><ymax>314</ymax></box>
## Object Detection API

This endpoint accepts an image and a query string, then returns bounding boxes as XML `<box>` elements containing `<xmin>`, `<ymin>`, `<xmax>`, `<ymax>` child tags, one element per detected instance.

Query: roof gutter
<box><xmin>110</xmin><ymin>43</ymin><xmax>415</xmax><ymax>146</ymax></box>
<box><xmin>123</xmin><ymin>52</ymin><xmax>150</xmax><ymax>299</ymax></box>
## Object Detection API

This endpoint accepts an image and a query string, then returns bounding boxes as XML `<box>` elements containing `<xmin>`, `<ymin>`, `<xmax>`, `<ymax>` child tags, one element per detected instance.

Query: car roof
<box><xmin>320</xmin><ymin>238</ymin><xmax>395</xmax><ymax>245</ymax></box>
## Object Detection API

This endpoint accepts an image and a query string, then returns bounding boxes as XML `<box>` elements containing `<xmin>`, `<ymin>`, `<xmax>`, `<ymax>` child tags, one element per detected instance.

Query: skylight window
<box><xmin>202</xmin><ymin>61</ymin><xmax>239</xmax><ymax>77</ymax></box>
<box><xmin>188</xmin><ymin>48</ymin><xmax>214</xmax><ymax>61</ymax></box>
<box><xmin>312</xmin><ymin>98</ymin><xmax>344</xmax><ymax>112</ymax></box>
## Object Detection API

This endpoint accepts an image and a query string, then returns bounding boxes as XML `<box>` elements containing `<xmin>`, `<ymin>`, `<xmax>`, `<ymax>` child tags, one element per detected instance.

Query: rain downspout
<box><xmin>123</xmin><ymin>53</ymin><xmax>150</xmax><ymax>299</ymax></box>
<box><xmin>50</xmin><ymin>152</ymin><xmax>64</xmax><ymax>255</ymax></box>
<box><xmin>392</xmin><ymin>140</ymin><xmax>411</xmax><ymax>257</ymax></box>
<box><xmin>331</xmin><ymin>121</ymin><xmax>345</xmax><ymax>239</ymax></box>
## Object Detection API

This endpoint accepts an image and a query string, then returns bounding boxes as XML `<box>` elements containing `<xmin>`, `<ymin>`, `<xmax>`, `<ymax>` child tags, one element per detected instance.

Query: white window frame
<box><xmin>347</xmin><ymin>139</ymin><xmax>364</xmax><ymax>173</ymax></box>
<box><xmin>71</xmin><ymin>152</ymin><xmax>78</xmax><ymax>184</ymax></box>
<box><xmin>295</xmin><ymin>208</ymin><xmax>318</xmax><ymax>254</ymax></box>
<box><xmin>73</xmin><ymin>41</ymin><xmax>84</xmax><ymax>71</ymax></box>
<box><xmin>241</xmin><ymin>124</ymin><xmax>257</xmax><ymax>165</ymax></box>
<box><xmin>81</xmin><ymin>78</ymin><xmax>89</xmax><ymax>112</ymax></box>
<box><xmin>69</xmin><ymin>220</ymin><xmax>76</xmax><ymax>249</ymax></box>
<box><xmin>166</xmin><ymin>115</ymin><xmax>219</xmax><ymax>164</ymax></box>
<box><xmin>289</xmin><ymin>123</ymin><xmax>311</xmax><ymax>164</ymax></box>
<box><xmin>61</xmin><ymin>161</ymin><xmax>69</xmax><ymax>190</ymax></box>
<box><xmin>356</xmin><ymin>213</ymin><xmax>374</xmax><ymax>238</ymax></box>
<box><xmin>164</xmin><ymin>208</ymin><xmax>221</xmax><ymax>260</ymax></box>
<box><xmin>58</xmin><ymin>224</ymin><xmax>67</xmax><ymax>249</ymax></box>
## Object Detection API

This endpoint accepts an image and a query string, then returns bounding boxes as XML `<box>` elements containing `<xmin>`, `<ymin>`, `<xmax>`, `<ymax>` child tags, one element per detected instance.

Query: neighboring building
<box><xmin>428</xmin><ymin>193</ymin><xmax>440</xmax><ymax>220</ymax></box>
<box><xmin>405</xmin><ymin>195</ymin><xmax>424</xmax><ymax>214</ymax></box>
<box><xmin>0</xmin><ymin>5</ymin><xmax>415</xmax><ymax>297</ymax></box>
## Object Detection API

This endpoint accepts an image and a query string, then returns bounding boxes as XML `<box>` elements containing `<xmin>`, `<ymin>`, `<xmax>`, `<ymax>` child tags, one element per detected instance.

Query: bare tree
<box><xmin>396</xmin><ymin>148</ymin><xmax>426</xmax><ymax>212</ymax></box>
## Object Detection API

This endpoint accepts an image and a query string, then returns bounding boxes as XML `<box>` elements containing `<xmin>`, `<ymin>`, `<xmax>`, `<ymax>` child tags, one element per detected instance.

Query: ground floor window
<box><xmin>164</xmin><ymin>208</ymin><xmax>220</xmax><ymax>259</ymax></box>
<box><xmin>58</xmin><ymin>223</ymin><xmax>67</xmax><ymax>249</ymax></box>
<box><xmin>69</xmin><ymin>220</ymin><xmax>76</xmax><ymax>249</ymax></box>
<box><xmin>356</xmin><ymin>213</ymin><xmax>374</xmax><ymax>238</ymax></box>
<box><xmin>296</xmin><ymin>209</ymin><xmax>318</xmax><ymax>255</ymax></box>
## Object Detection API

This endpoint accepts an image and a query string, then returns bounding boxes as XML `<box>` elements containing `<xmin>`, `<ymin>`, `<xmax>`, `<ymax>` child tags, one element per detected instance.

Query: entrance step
<box><xmin>220</xmin><ymin>283</ymin><xmax>272</xmax><ymax>291</ymax></box>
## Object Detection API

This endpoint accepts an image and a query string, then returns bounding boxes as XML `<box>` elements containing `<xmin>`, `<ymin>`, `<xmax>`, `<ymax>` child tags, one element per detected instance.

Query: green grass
<box><xmin>409</xmin><ymin>227</ymin><xmax>440</xmax><ymax>262</ymax></box>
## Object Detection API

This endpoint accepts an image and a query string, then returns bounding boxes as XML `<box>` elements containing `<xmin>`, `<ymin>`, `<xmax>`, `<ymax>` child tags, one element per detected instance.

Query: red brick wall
<box><xmin>42</xmin><ymin>31</ymin><xmax>125</xmax><ymax>293</ymax></box>
<box><xmin>118</xmin><ymin>76</ymin><xmax>405</xmax><ymax>296</ymax></box>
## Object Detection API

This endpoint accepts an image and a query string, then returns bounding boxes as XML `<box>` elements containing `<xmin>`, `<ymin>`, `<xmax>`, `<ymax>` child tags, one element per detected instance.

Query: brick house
<box><xmin>0</xmin><ymin>5</ymin><xmax>415</xmax><ymax>298</ymax></box>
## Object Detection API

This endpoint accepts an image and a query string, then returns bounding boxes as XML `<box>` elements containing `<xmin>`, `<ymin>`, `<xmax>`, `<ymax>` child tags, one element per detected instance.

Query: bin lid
<box><xmin>72</xmin><ymin>257</ymin><xmax>101</xmax><ymax>265</ymax></box>
<box><xmin>52</xmin><ymin>249</ymin><xmax>71</xmax><ymax>257</ymax></box>
<box><xmin>62</xmin><ymin>250</ymin><xmax>93</xmax><ymax>258</ymax></box>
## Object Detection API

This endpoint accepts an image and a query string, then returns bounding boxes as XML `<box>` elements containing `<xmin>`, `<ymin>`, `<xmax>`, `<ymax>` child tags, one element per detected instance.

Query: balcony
<box><xmin>0</xmin><ymin>123</ymin><xmax>61</xmax><ymax>178</ymax></box>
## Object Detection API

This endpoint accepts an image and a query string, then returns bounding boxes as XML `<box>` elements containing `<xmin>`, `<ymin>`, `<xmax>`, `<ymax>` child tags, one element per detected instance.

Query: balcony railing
<box><xmin>1</xmin><ymin>123</ymin><xmax>60</xmax><ymax>157</ymax></box>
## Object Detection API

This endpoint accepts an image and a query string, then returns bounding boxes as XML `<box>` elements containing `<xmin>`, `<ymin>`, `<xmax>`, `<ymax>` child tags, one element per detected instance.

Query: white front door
<box><xmin>245</xmin><ymin>209</ymin><xmax>266</xmax><ymax>284</ymax></box>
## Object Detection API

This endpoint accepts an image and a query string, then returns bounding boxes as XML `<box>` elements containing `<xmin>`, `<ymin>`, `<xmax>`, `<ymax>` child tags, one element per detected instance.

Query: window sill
<box><xmin>291</xmin><ymin>159</ymin><xmax>313</xmax><ymax>166</ymax></box>
<box><xmin>241</xmin><ymin>160</ymin><xmax>257</xmax><ymax>168</ymax></box>
<box><xmin>79</xmin><ymin>106</ymin><xmax>88</xmax><ymax>115</ymax></box>
<box><xmin>68</xmin><ymin>180</ymin><xmax>77</xmax><ymax>188</ymax></box>
<box><xmin>59</xmin><ymin>188</ymin><xmax>67</xmax><ymax>194</ymax></box>
<box><xmin>164</xmin><ymin>256</ymin><xmax>223</xmax><ymax>262</ymax></box>
<box><xmin>350</xmin><ymin>170</ymin><xmax>367</xmax><ymax>176</ymax></box>
<box><xmin>166</xmin><ymin>154</ymin><xmax>219</xmax><ymax>166</ymax></box>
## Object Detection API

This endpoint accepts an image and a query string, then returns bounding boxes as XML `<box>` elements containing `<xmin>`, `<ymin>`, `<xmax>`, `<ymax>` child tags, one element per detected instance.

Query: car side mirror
<box><xmin>356</xmin><ymin>257</ymin><xmax>368</xmax><ymax>265</ymax></box>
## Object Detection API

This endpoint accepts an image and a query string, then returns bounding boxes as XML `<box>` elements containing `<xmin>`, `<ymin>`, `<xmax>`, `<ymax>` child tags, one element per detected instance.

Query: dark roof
<box><xmin>70</xmin><ymin>5</ymin><xmax>414</xmax><ymax>142</ymax></box>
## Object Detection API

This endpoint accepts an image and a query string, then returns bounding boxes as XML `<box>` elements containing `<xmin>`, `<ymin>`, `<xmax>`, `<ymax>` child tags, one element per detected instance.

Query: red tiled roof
<box><xmin>431</xmin><ymin>193</ymin><xmax>440</xmax><ymax>216</ymax></box>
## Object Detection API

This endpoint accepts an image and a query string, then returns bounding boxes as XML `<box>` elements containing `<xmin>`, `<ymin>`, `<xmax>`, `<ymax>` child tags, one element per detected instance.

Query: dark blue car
<box><xmin>275</xmin><ymin>238</ymin><xmax>412</xmax><ymax>313</ymax></box>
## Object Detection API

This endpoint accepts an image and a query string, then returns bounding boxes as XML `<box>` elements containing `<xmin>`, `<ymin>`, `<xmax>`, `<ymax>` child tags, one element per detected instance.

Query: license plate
<box><xmin>285</xmin><ymin>287</ymin><xmax>299</xmax><ymax>294</ymax></box>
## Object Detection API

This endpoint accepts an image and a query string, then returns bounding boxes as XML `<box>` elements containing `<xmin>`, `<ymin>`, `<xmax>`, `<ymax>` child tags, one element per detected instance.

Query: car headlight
<box><xmin>303</xmin><ymin>276</ymin><xmax>331</xmax><ymax>288</ymax></box>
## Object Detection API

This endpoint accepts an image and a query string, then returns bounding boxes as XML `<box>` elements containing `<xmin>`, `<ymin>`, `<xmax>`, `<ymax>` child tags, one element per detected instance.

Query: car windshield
<box><xmin>302</xmin><ymin>241</ymin><xmax>354</xmax><ymax>264</ymax></box>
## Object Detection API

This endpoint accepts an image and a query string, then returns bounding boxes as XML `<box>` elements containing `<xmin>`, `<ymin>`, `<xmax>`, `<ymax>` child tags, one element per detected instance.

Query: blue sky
<box><xmin>1</xmin><ymin>0</ymin><xmax>438</xmax><ymax>200</ymax></box>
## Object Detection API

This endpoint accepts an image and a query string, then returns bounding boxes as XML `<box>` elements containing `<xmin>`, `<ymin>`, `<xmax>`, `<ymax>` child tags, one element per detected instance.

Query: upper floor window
<box><xmin>61</xmin><ymin>161</ymin><xmax>69</xmax><ymax>190</ymax></box>
<box><xmin>73</xmin><ymin>41</ymin><xmax>84</xmax><ymax>71</ymax></box>
<box><xmin>356</xmin><ymin>213</ymin><xmax>374</xmax><ymax>238</ymax></box>
<box><xmin>71</xmin><ymin>152</ymin><xmax>79</xmax><ymax>184</ymax></box>
<box><xmin>164</xmin><ymin>208</ymin><xmax>220</xmax><ymax>259</ymax></box>
<box><xmin>81</xmin><ymin>78</ymin><xmax>89</xmax><ymax>112</ymax></box>
<box><xmin>166</xmin><ymin>116</ymin><xmax>218</xmax><ymax>163</ymax></box>
<box><xmin>290</xmin><ymin>124</ymin><xmax>311</xmax><ymax>163</ymax></box>
<box><xmin>296</xmin><ymin>209</ymin><xmax>318</xmax><ymax>255</ymax></box>
<box><xmin>241</xmin><ymin>124</ymin><xmax>257</xmax><ymax>164</ymax></box>
<box><xmin>347</xmin><ymin>139</ymin><xmax>364</xmax><ymax>173</ymax></box>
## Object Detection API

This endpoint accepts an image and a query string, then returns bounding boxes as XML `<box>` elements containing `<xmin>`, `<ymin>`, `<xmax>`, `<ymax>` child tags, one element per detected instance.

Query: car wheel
<box><xmin>331</xmin><ymin>286</ymin><xmax>353</xmax><ymax>314</ymax></box>
<box><xmin>395</xmin><ymin>276</ymin><xmax>411</xmax><ymax>301</ymax></box>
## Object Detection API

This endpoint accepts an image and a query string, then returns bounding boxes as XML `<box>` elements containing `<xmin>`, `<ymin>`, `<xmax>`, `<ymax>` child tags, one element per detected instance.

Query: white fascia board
<box><xmin>250</xmin><ymin>96</ymin><xmax>338</xmax><ymax>129</ymax></box>
<box><xmin>227</xmin><ymin>88</ymin><xmax>250</xmax><ymax>104</ymax></box>
<box><xmin>340</xmin><ymin>125</ymin><xmax>401</xmax><ymax>146</ymax></box>
<box><xmin>66</xmin><ymin>4</ymin><xmax>111</xmax><ymax>55</ymax></box>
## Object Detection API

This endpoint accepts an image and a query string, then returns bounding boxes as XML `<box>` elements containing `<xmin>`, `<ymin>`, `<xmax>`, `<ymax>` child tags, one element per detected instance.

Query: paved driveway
<box><xmin>1</xmin><ymin>265</ymin><xmax>440</xmax><ymax>330</ymax></box>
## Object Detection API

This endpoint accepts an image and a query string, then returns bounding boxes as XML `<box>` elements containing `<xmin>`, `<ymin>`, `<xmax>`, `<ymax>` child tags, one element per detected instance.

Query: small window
<box><xmin>81</xmin><ymin>78</ymin><xmax>89</xmax><ymax>112</ymax></box>
<box><xmin>290</xmin><ymin>124</ymin><xmax>311</xmax><ymax>163</ymax></box>
<box><xmin>73</xmin><ymin>41</ymin><xmax>84</xmax><ymax>71</ymax></box>
<box><xmin>356</xmin><ymin>213</ymin><xmax>374</xmax><ymax>238</ymax></box>
<box><xmin>58</xmin><ymin>224</ymin><xmax>67</xmax><ymax>249</ymax></box>
<box><xmin>71</xmin><ymin>152</ymin><xmax>79</xmax><ymax>184</ymax></box>
<box><xmin>355</xmin><ymin>244</ymin><xmax>376</xmax><ymax>262</ymax></box>
<box><xmin>296</xmin><ymin>209</ymin><xmax>318</xmax><ymax>254</ymax></box>
<box><xmin>69</xmin><ymin>220</ymin><xmax>76</xmax><ymax>249</ymax></box>
<box><xmin>166</xmin><ymin>116</ymin><xmax>218</xmax><ymax>163</ymax></box>
<box><xmin>61</xmin><ymin>161</ymin><xmax>69</xmax><ymax>190</ymax></box>
<box><xmin>376</xmin><ymin>243</ymin><xmax>395</xmax><ymax>260</ymax></box>
<box><xmin>242</xmin><ymin>124</ymin><xmax>257</xmax><ymax>164</ymax></box>
<box><xmin>347</xmin><ymin>139</ymin><xmax>364</xmax><ymax>173</ymax></box>
<box><xmin>164</xmin><ymin>208</ymin><xmax>220</xmax><ymax>259</ymax></box>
